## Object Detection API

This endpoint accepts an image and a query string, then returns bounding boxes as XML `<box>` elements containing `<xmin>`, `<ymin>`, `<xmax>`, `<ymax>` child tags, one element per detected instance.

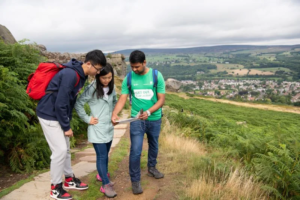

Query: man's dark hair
<box><xmin>129</xmin><ymin>50</ymin><xmax>146</xmax><ymax>63</ymax></box>
<box><xmin>85</xmin><ymin>49</ymin><xmax>107</xmax><ymax>67</ymax></box>
<box><xmin>93</xmin><ymin>63</ymin><xmax>114</xmax><ymax>99</ymax></box>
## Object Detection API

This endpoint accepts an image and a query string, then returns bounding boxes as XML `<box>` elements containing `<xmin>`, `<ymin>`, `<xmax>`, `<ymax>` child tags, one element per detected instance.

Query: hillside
<box><xmin>113</xmin><ymin>44</ymin><xmax>300</xmax><ymax>55</ymax></box>
<box><xmin>169</xmin><ymin>92</ymin><xmax>300</xmax><ymax>114</ymax></box>
<box><xmin>162</xmin><ymin>93</ymin><xmax>300</xmax><ymax>198</ymax></box>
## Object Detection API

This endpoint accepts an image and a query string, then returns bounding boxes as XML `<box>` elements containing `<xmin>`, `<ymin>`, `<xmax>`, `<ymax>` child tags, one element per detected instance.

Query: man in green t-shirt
<box><xmin>111</xmin><ymin>50</ymin><xmax>165</xmax><ymax>195</ymax></box>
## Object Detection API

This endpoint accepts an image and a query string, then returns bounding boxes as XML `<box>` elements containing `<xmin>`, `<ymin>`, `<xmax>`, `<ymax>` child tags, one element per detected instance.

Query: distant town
<box><xmin>181</xmin><ymin>79</ymin><xmax>300</xmax><ymax>104</ymax></box>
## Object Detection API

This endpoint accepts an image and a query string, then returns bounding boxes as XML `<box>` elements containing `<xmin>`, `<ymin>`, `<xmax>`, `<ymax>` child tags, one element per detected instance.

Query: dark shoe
<box><xmin>132</xmin><ymin>181</ymin><xmax>143</xmax><ymax>195</ymax></box>
<box><xmin>50</xmin><ymin>182</ymin><xmax>72</xmax><ymax>200</ymax></box>
<box><xmin>64</xmin><ymin>175</ymin><xmax>88</xmax><ymax>190</ymax></box>
<box><xmin>100</xmin><ymin>184</ymin><xmax>117</xmax><ymax>198</ymax></box>
<box><xmin>148</xmin><ymin>167</ymin><xmax>164</xmax><ymax>179</ymax></box>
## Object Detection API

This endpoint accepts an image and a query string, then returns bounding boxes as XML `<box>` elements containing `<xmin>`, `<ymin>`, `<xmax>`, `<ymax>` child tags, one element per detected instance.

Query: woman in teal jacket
<box><xmin>75</xmin><ymin>63</ymin><xmax>117</xmax><ymax>198</ymax></box>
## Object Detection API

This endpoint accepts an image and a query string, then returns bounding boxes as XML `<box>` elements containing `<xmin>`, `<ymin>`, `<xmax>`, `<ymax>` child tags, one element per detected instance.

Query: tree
<box><xmin>214</xmin><ymin>90</ymin><xmax>221</xmax><ymax>96</ymax></box>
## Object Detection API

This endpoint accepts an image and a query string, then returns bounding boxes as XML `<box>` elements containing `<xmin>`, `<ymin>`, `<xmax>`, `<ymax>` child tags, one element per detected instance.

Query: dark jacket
<box><xmin>36</xmin><ymin>59</ymin><xmax>87</xmax><ymax>131</ymax></box>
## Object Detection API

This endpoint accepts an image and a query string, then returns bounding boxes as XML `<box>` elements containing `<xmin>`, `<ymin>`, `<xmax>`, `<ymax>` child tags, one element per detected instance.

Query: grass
<box><xmin>164</xmin><ymin>93</ymin><xmax>300</xmax><ymax>198</ymax></box>
<box><xmin>141</xmin><ymin>150</ymin><xmax>148</xmax><ymax>169</ymax></box>
<box><xmin>165</xmin><ymin>94</ymin><xmax>300</xmax><ymax>131</ymax></box>
<box><xmin>257</xmin><ymin>54</ymin><xmax>277</xmax><ymax>61</ymax></box>
<box><xmin>187</xmin><ymin>169</ymin><xmax>267</xmax><ymax>200</ymax></box>
<box><xmin>159</xmin><ymin>115</ymin><xmax>268</xmax><ymax>199</ymax></box>
<box><xmin>256</xmin><ymin>67</ymin><xmax>291</xmax><ymax>72</ymax></box>
<box><xmin>69</xmin><ymin>137</ymin><xmax>129</xmax><ymax>199</ymax></box>
<box><xmin>210</xmin><ymin>64</ymin><xmax>245</xmax><ymax>74</ymax></box>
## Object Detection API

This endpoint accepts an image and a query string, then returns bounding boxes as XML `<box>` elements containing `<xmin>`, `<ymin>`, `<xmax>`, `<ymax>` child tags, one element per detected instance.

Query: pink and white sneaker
<box><xmin>96</xmin><ymin>173</ymin><xmax>115</xmax><ymax>186</ymax></box>
<box><xmin>96</xmin><ymin>173</ymin><xmax>110</xmax><ymax>182</ymax></box>
<box><xmin>100</xmin><ymin>184</ymin><xmax>117</xmax><ymax>198</ymax></box>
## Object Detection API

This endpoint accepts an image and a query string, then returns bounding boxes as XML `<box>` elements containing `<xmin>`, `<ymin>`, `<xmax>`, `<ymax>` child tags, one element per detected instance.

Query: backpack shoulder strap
<box><xmin>75</xmin><ymin>72</ymin><xmax>80</xmax><ymax>87</ymax></box>
<box><xmin>152</xmin><ymin>69</ymin><xmax>163</xmax><ymax>117</ymax></box>
<box><xmin>126</xmin><ymin>71</ymin><xmax>132</xmax><ymax>104</ymax></box>
<box><xmin>152</xmin><ymin>69</ymin><xmax>158</xmax><ymax>88</ymax></box>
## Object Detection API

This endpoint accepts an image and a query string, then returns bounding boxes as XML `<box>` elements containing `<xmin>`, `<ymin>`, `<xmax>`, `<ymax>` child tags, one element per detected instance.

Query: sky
<box><xmin>1</xmin><ymin>0</ymin><xmax>300</xmax><ymax>53</ymax></box>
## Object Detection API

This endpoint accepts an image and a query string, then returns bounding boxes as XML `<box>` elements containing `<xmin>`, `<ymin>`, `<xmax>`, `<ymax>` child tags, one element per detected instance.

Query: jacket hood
<box><xmin>62</xmin><ymin>58</ymin><xmax>85</xmax><ymax>78</ymax></box>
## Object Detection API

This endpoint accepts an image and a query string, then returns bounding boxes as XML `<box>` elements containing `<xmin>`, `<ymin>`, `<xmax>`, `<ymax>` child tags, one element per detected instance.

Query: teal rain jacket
<box><xmin>75</xmin><ymin>81</ymin><xmax>117</xmax><ymax>143</ymax></box>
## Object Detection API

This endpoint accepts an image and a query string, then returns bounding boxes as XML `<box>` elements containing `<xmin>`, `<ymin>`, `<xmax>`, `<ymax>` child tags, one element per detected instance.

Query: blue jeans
<box><xmin>129</xmin><ymin>119</ymin><xmax>162</xmax><ymax>182</ymax></box>
<box><xmin>93</xmin><ymin>141</ymin><xmax>112</xmax><ymax>185</ymax></box>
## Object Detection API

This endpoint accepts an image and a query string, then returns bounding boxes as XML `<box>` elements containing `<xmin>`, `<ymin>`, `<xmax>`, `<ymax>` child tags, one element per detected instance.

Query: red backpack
<box><xmin>26</xmin><ymin>62</ymin><xmax>80</xmax><ymax>100</ymax></box>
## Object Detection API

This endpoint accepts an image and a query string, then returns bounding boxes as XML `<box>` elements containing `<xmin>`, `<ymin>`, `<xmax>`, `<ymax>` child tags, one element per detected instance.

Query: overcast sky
<box><xmin>1</xmin><ymin>0</ymin><xmax>300</xmax><ymax>53</ymax></box>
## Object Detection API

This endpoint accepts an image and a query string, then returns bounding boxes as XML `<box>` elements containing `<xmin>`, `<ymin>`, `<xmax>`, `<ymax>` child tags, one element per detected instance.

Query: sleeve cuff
<box><xmin>62</xmin><ymin>125</ymin><xmax>71</xmax><ymax>132</ymax></box>
<box><xmin>85</xmin><ymin>116</ymin><xmax>92</xmax><ymax>124</ymax></box>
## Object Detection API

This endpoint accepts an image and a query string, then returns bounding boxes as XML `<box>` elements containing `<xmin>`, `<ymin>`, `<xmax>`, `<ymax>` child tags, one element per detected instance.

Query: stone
<box><xmin>79</xmin><ymin>156</ymin><xmax>96</xmax><ymax>162</ymax></box>
<box><xmin>106</xmin><ymin>53</ymin><xmax>127</xmax><ymax>78</ymax></box>
<box><xmin>81</xmin><ymin>148</ymin><xmax>95</xmax><ymax>152</ymax></box>
<box><xmin>75</xmin><ymin>151</ymin><xmax>96</xmax><ymax>156</ymax></box>
<box><xmin>114</xmin><ymin>129</ymin><xmax>126</xmax><ymax>138</ymax></box>
<box><xmin>70</xmin><ymin>148</ymin><xmax>80</xmax><ymax>153</ymax></box>
<box><xmin>114</xmin><ymin>124</ymin><xmax>128</xmax><ymax>129</ymax></box>
<box><xmin>165</xmin><ymin>78</ymin><xmax>182</xmax><ymax>92</ymax></box>
<box><xmin>111</xmin><ymin>138</ymin><xmax>121</xmax><ymax>148</ymax></box>
<box><xmin>0</xmin><ymin>24</ymin><xmax>17</xmax><ymax>44</ymax></box>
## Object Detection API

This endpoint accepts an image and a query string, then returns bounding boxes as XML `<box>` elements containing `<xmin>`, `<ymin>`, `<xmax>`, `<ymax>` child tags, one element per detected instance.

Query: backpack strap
<box><xmin>152</xmin><ymin>69</ymin><xmax>163</xmax><ymax>117</ymax></box>
<box><xmin>127</xmin><ymin>71</ymin><xmax>132</xmax><ymax>104</ymax></box>
<box><xmin>75</xmin><ymin>72</ymin><xmax>80</xmax><ymax>87</ymax></box>
<box><xmin>152</xmin><ymin>69</ymin><xmax>158</xmax><ymax>89</ymax></box>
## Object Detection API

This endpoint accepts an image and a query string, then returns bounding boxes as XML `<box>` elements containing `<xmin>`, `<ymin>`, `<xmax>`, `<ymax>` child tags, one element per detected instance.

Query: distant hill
<box><xmin>113</xmin><ymin>45</ymin><xmax>300</xmax><ymax>56</ymax></box>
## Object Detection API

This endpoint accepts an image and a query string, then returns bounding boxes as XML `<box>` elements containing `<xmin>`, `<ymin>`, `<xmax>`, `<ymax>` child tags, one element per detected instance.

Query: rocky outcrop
<box><xmin>165</xmin><ymin>78</ymin><xmax>182</xmax><ymax>92</ymax></box>
<box><xmin>34</xmin><ymin>45</ymin><xmax>86</xmax><ymax>63</ymax></box>
<box><xmin>0</xmin><ymin>24</ymin><xmax>17</xmax><ymax>44</ymax></box>
<box><xmin>106</xmin><ymin>53</ymin><xmax>127</xmax><ymax>78</ymax></box>
<box><xmin>34</xmin><ymin>45</ymin><xmax>127</xmax><ymax>77</ymax></box>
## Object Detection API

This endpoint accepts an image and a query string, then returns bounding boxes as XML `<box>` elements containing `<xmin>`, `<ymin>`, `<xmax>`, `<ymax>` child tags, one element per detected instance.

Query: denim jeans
<box><xmin>93</xmin><ymin>141</ymin><xmax>112</xmax><ymax>185</ymax></box>
<box><xmin>129</xmin><ymin>119</ymin><xmax>162</xmax><ymax>182</ymax></box>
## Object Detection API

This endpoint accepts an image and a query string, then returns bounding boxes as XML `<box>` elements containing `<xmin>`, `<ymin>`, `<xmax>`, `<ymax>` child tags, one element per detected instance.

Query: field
<box><xmin>257</xmin><ymin>54</ymin><xmax>277</xmax><ymax>61</ymax></box>
<box><xmin>257</xmin><ymin>67</ymin><xmax>291</xmax><ymax>72</ymax></box>
<box><xmin>210</xmin><ymin>63</ymin><xmax>245</xmax><ymax>73</ymax></box>
<box><xmin>231</xmin><ymin>47</ymin><xmax>292</xmax><ymax>54</ymax></box>
<box><xmin>248</xmin><ymin>69</ymin><xmax>274</xmax><ymax>75</ymax></box>
<box><xmin>164</xmin><ymin>93</ymin><xmax>300</xmax><ymax>198</ymax></box>
<box><xmin>209</xmin><ymin>64</ymin><xmax>284</xmax><ymax>76</ymax></box>
<box><xmin>229</xmin><ymin>68</ymin><xmax>249</xmax><ymax>75</ymax></box>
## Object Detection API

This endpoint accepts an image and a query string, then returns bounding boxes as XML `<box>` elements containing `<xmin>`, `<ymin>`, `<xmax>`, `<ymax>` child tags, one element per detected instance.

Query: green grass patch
<box><xmin>140</xmin><ymin>150</ymin><xmax>148</xmax><ymax>169</ymax></box>
<box><xmin>71</xmin><ymin>137</ymin><xmax>129</xmax><ymax>199</ymax></box>
<box><xmin>256</xmin><ymin>67</ymin><xmax>291</xmax><ymax>72</ymax></box>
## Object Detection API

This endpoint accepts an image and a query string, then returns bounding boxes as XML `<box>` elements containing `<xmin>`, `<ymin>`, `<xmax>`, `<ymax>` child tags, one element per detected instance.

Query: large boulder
<box><xmin>41</xmin><ymin>50</ymin><xmax>86</xmax><ymax>63</ymax></box>
<box><xmin>165</xmin><ymin>78</ymin><xmax>182</xmax><ymax>92</ymax></box>
<box><xmin>0</xmin><ymin>24</ymin><xmax>17</xmax><ymax>44</ymax></box>
<box><xmin>106</xmin><ymin>53</ymin><xmax>127</xmax><ymax>78</ymax></box>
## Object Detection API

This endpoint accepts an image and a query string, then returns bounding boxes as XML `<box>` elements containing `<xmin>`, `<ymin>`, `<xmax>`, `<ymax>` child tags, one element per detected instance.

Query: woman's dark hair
<box><xmin>93</xmin><ymin>63</ymin><xmax>114</xmax><ymax>99</ymax></box>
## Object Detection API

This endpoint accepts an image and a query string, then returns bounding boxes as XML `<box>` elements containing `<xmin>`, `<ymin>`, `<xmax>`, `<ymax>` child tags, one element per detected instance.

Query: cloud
<box><xmin>0</xmin><ymin>0</ymin><xmax>299</xmax><ymax>52</ymax></box>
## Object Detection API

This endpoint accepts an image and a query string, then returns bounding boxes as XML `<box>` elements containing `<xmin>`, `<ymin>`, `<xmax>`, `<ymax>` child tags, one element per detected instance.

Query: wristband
<box><xmin>146</xmin><ymin>110</ymin><xmax>151</xmax><ymax>116</ymax></box>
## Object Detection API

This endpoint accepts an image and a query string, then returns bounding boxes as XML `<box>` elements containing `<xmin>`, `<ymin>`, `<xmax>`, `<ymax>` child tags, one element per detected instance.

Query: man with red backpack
<box><xmin>36</xmin><ymin>50</ymin><xmax>106</xmax><ymax>200</ymax></box>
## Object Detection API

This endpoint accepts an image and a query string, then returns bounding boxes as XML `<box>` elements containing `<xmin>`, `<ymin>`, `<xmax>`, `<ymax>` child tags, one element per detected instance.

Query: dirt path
<box><xmin>169</xmin><ymin>92</ymin><xmax>300</xmax><ymax>115</ymax></box>
<box><xmin>98</xmin><ymin>127</ymin><xmax>177</xmax><ymax>200</ymax></box>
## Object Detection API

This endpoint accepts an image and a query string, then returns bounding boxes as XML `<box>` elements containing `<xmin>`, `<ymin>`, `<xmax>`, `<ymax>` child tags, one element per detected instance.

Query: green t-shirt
<box><xmin>121</xmin><ymin>68</ymin><xmax>165</xmax><ymax>121</ymax></box>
